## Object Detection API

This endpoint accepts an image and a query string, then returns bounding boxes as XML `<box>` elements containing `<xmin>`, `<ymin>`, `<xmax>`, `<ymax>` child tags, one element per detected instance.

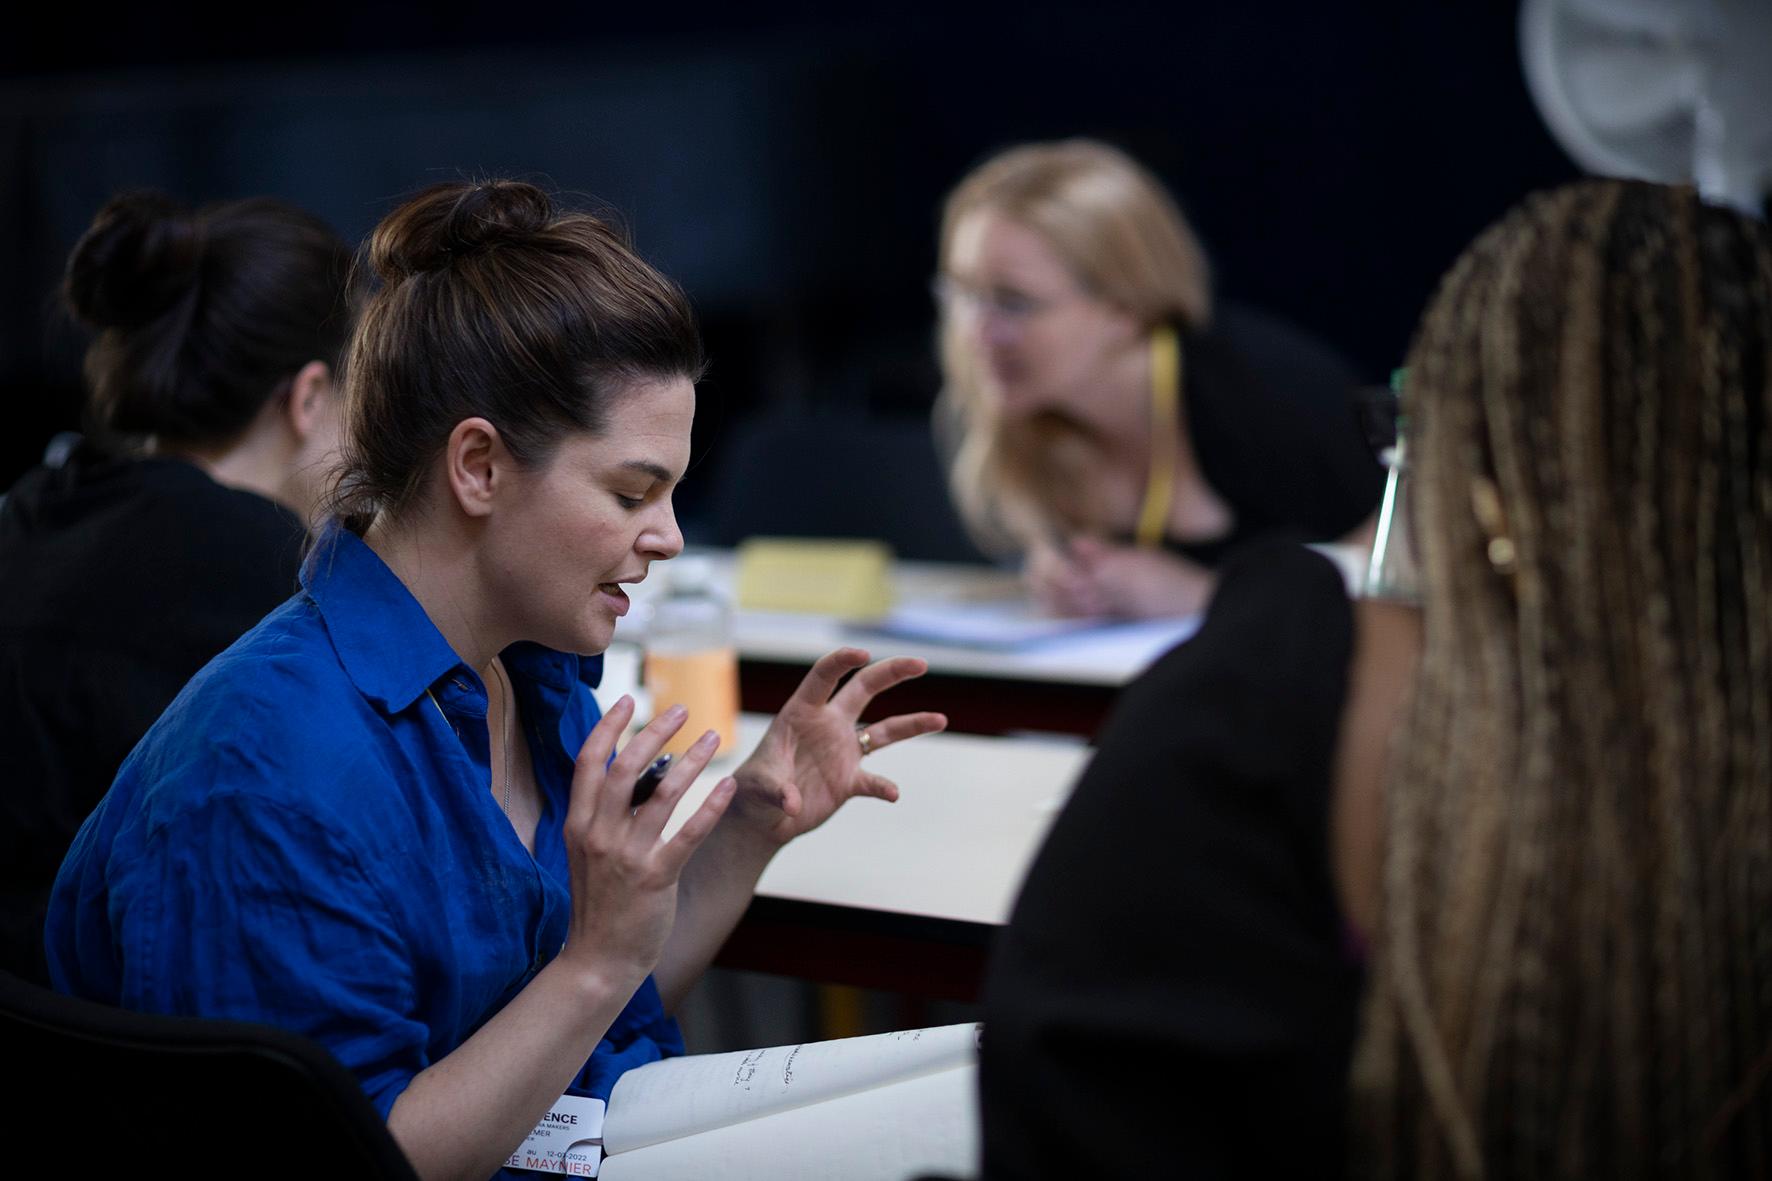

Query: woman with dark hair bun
<box><xmin>48</xmin><ymin>179</ymin><xmax>946</xmax><ymax>1181</ymax></box>
<box><xmin>0</xmin><ymin>190</ymin><xmax>354</xmax><ymax>984</ymax></box>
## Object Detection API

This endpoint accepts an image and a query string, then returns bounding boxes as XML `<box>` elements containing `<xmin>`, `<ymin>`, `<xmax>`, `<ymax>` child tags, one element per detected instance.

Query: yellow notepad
<box><xmin>734</xmin><ymin>538</ymin><xmax>895</xmax><ymax>620</ymax></box>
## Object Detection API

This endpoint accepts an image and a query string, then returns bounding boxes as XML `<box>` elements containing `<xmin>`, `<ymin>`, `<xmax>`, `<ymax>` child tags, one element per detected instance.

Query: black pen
<box><xmin>631</xmin><ymin>753</ymin><xmax>673</xmax><ymax>809</ymax></box>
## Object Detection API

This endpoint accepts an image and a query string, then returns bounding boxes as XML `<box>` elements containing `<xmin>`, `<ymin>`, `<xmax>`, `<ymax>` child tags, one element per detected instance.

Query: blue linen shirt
<box><xmin>46</xmin><ymin>526</ymin><xmax>682</xmax><ymax>1156</ymax></box>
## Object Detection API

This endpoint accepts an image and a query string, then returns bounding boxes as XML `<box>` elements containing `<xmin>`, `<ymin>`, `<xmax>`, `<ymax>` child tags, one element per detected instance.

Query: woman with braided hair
<box><xmin>1354</xmin><ymin>180</ymin><xmax>1772</xmax><ymax>1177</ymax></box>
<box><xmin>979</xmin><ymin>178</ymin><xmax>1772</xmax><ymax>1178</ymax></box>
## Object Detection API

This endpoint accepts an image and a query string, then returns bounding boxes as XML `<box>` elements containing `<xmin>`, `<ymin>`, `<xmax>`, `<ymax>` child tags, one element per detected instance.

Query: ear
<box><xmin>282</xmin><ymin>360</ymin><xmax>336</xmax><ymax>442</ymax></box>
<box><xmin>442</xmin><ymin>417</ymin><xmax>508</xmax><ymax>519</ymax></box>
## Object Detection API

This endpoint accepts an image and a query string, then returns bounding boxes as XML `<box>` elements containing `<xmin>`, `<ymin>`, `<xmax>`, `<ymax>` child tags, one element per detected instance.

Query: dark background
<box><xmin>1</xmin><ymin>2</ymin><xmax>1579</xmax><ymax>537</ymax></box>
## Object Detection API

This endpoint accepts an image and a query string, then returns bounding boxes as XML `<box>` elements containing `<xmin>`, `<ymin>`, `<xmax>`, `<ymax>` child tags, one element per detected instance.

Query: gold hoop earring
<box><xmin>1470</xmin><ymin>478</ymin><xmax>1517</xmax><ymax>577</ymax></box>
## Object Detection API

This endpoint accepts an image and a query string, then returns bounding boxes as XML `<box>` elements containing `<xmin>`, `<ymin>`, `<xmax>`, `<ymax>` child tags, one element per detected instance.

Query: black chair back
<box><xmin>0</xmin><ymin>970</ymin><xmax>419</xmax><ymax>1178</ymax></box>
<box><xmin>703</xmin><ymin>410</ymin><xmax>991</xmax><ymax>565</ymax></box>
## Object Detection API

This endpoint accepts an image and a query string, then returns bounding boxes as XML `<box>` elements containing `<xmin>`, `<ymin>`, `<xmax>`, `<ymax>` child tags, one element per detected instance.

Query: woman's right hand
<box><xmin>1026</xmin><ymin>538</ymin><xmax>1109</xmax><ymax>617</ymax></box>
<box><xmin>1027</xmin><ymin>535</ymin><xmax>1217</xmax><ymax>619</ymax></box>
<box><xmin>553</xmin><ymin>696</ymin><xmax>736</xmax><ymax>990</ymax></box>
<box><xmin>386</xmin><ymin>697</ymin><xmax>734</xmax><ymax>1181</ymax></box>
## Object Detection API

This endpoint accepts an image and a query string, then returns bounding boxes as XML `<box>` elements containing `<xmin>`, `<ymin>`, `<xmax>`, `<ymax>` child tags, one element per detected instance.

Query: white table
<box><xmin>619</xmin><ymin>544</ymin><xmax>1365</xmax><ymax>738</ymax></box>
<box><xmin>616</xmin><ymin>549</ymin><xmax>1202</xmax><ymax>737</ymax></box>
<box><xmin>669</xmin><ymin>715</ymin><xmax>1092</xmax><ymax>999</ymax></box>
<box><xmin>723</xmin><ymin>559</ymin><xmax>1199</xmax><ymax>688</ymax></box>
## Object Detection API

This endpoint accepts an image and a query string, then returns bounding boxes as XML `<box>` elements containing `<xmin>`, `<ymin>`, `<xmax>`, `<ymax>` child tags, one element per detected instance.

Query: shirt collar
<box><xmin>301</xmin><ymin>524</ymin><xmax>602</xmax><ymax>713</ymax></box>
<box><xmin>505</xmin><ymin>641</ymin><xmax>601</xmax><ymax>700</ymax></box>
<box><xmin>301</xmin><ymin>524</ymin><xmax>476</xmax><ymax>713</ymax></box>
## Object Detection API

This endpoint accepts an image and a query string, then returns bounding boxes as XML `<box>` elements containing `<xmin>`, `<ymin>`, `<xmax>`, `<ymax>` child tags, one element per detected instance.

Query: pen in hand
<box><xmin>1045</xmin><ymin>521</ymin><xmax>1076</xmax><ymax>566</ymax></box>
<box><xmin>1031</xmin><ymin>524</ymin><xmax>1099</xmax><ymax>617</ymax></box>
<box><xmin>631</xmin><ymin>753</ymin><xmax>672</xmax><ymax>809</ymax></box>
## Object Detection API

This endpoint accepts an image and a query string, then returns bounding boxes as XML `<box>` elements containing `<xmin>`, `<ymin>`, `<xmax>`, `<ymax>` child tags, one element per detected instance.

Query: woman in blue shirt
<box><xmin>48</xmin><ymin>179</ymin><xmax>946</xmax><ymax>1181</ymax></box>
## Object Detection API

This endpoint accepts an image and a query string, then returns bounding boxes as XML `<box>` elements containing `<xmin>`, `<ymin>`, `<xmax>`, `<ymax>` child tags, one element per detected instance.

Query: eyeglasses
<box><xmin>931</xmin><ymin>275</ymin><xmax>1074</xmax><ymax>323</ymax></box>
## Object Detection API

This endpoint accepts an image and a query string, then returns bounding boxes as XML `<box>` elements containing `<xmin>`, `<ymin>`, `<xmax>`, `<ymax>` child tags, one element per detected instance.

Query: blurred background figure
<box><xmin>0</xmin><ymin>191</ymin><xmax>353</xmax><ymax>983</ymax></box>
<box><xmin>979</xmin><ymin>178</ymin><xmax>1772</xmax><ymax>1178</ymax></box>
<box><xmin>934</xmin><ymin>140</ymin><xmax>1384</xmax><ymax>619</ymax></box>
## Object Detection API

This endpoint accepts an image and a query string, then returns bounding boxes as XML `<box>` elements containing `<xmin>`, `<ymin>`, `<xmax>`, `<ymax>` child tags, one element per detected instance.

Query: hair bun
<box><xmin>369</xmin><ymin>180</ymin><xmax>556</xmax><ymax>281</ymax></box>
<box><xmin>63</xmin><ymin>191</ymin><xmax>204</xmax><ymax>330</ymax></box>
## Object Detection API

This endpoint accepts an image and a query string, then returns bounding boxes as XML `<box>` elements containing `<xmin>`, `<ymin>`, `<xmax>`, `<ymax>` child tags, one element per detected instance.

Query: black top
<box><xmin>1150</xmin><ymin>306</ymin><xmax>1384</xmax><ymax>568</ymax></box>
<box><xmin>0</xmin><ymin>443</ymin><xmax>306</xmax><ymax>984</ymax></box>
<box><xmin>979</xmin><ymin>542</ymin><xmax>1363</xmax><ymax>1178</ymax></box>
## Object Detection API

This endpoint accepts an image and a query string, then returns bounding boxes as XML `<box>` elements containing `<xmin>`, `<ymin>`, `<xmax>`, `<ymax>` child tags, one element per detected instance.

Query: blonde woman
<box><xmin>980</xmin><ymin>179</ymin><xmax>1772</xmax><ymax>1177</ymax></box>
<box><xmin>935</xmin><ymin>139</ymin><xmax>1382</xmax><ymax>618</ymax></box>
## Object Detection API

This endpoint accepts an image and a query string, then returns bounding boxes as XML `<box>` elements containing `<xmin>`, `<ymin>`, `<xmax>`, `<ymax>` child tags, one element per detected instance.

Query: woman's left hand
<box><xmin>729</xmin><ymin>648</ymin><xmax>947</xmax><ymax>846</ymax></box>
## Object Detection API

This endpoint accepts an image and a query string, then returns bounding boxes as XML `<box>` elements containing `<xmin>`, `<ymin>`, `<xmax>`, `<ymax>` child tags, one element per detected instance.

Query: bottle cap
<box><xmin>665</xmin><ymin>554</ymin><xmax>715</xmax><ymax>595</ymax></box>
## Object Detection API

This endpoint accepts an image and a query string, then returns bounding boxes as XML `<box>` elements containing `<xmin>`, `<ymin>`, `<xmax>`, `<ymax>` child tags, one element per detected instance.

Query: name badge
<box><xmin>505</xmin><ymin>1094</ymin><xmax>606</xmax><ymax>1176</ymax></box>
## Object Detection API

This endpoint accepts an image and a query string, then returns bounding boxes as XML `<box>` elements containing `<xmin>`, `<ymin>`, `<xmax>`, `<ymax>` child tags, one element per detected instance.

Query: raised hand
<box><xmin>729</xmin><ymin>648</ymin><xmax>947</xmax><ymax>846</ymax></box>
<box><xmin>553</xmin><ymin>696</ymin><xmax>736</xmax><ymax>984</ymax></box>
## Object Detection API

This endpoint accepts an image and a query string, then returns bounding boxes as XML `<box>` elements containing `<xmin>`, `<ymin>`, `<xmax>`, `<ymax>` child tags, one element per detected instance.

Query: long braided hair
<box><xmin>1355</xmin><ymin>180</ymin><xmax>1772</xmax><ymax>1178</ymax></box>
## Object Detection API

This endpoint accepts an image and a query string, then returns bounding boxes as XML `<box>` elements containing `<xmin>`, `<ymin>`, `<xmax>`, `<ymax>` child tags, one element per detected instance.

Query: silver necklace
<box><xmin>490</xmin><ymin>659</ymin><xmax>513</xmax><ymax>816</ymax></box>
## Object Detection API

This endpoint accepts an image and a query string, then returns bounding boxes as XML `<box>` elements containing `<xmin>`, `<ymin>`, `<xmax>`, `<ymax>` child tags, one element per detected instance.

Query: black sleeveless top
<box><xmin>980</xmin><ymin>542</ymin><xmax>1364</xmax><ymax>1178</ymax></box>
<box><xmin>0</xmin><ymin>442</ymin><xmax>306</xmax><ymax>983</ymax></box>
<box><xmin>1128</xmin><ymin>306</ymin><xmax>1384</xmax><ymax>568</ymax></box>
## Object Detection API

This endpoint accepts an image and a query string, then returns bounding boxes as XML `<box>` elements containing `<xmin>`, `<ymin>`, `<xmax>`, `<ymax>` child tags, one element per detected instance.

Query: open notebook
<box><xmin>600</xmin><ymin>1023</ymin><xmax>981</xmax><ymax>1180</ymax></box>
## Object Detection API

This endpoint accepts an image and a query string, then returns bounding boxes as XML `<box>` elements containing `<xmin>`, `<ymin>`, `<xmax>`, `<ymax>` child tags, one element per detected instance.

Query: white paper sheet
<box><xmin>603</xmin><ymin>1023</ymin><xmax>981</xmax><ymax>1153</ymax></box>
<box><xmin>600</xmin><ymin>1061</ymin><xmax>978</xmax><ymax>1181</ymax></box>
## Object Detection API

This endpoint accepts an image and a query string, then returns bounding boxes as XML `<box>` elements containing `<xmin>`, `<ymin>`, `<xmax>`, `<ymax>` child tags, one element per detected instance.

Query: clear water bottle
<box><xmin>1364</xmin><ymin>367</ymin><xmax>1419</xmax><ymax>603</ymax></box>
<box><xmin>643</xmin><ymin>555</ymin><xmax>739</xmax><ymax>756</ymax></box>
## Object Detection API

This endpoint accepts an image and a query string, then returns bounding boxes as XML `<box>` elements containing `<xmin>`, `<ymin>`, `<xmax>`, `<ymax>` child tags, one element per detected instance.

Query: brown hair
<box><xmin>933</xmin><ymin>139</ymin><xmax>1213</xmax><ymax>550</ymax></box>
<box><xmin>1355</xmin><ymin>180</ymin><xmax>1772</xmax><ymax>1178</ymax></box>
<box><xmin>331</xmin><ymin>179</ymin><xmax>705</xmax><ymax>532</ymax></box>
<box><xmin>63</xmin><ymin>191</ymin><xmax>354</xmax><ymax>446</ymax></box>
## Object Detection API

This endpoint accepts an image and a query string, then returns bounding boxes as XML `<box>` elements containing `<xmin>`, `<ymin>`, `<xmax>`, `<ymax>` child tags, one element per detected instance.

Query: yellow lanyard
<box><xmin>1134</xmin><ymin>324</ymin><xmax>1181</xmax><ymax>549</ymax></box>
